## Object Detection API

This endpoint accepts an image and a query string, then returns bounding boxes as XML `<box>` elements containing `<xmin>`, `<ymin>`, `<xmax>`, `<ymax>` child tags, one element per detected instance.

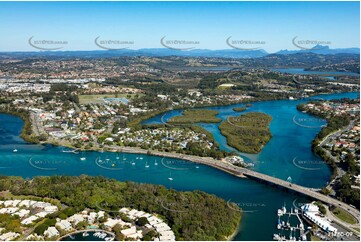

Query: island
<box><xmin>219</xmin><ymin>112</ymin><xmax>272</xmax><ymax>153</ymax></box>
<box><xmin>232</xmin><ymin>107</ymin><xmax>247</xmax><ymax>112</ymax></box>
<box><xmin>0</xmin><ymin>175</ymin><xmax>241</xmax><ymax>241</ymax></box>
<box><xmin>167</xmin><ymin>109</ymin><xmax>221</xmax><ymax>125</ymax></box>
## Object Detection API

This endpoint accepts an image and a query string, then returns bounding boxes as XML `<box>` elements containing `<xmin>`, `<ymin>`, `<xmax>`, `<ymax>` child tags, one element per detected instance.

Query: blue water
<box><xmin>144</xmin><ymin>92</ymin><xmax>360</xmax><ymax>188</ymax></box>
<box><xmin>0</xmin><ymin>92</ymin><xmax>358</xmax><ymax>241</ymax></box>
<box><xmin>272</xmin><ymin>68</ymin><xmax>360</xmax><ymax>78</ymax></box>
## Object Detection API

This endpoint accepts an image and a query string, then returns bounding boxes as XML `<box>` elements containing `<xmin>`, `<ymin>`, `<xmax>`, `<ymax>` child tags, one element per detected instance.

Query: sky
<box><xmin>0</xmin><ymin>1</ymin><xmax>359</xmax><ymax>52</ymax></box>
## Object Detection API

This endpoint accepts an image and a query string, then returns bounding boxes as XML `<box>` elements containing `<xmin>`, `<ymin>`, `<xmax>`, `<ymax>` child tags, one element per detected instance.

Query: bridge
<box><xmin>115</xmin><ymin>147</ymin><xmax>360</xmax><ymax>224</ymax></box>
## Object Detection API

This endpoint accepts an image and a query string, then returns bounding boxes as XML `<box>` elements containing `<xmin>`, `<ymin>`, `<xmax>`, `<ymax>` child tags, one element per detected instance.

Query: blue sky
<box><xmin>0</xmin><ymin>1</ymin><xmax>359</xmax><ymax>52</ymax></box>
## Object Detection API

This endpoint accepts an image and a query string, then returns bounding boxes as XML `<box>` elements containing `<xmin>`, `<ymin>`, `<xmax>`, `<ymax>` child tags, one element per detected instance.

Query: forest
<box><xmin>0</xmin><ymin>175</ymin><xmax>241</xmax><ymax>241</ymax></box>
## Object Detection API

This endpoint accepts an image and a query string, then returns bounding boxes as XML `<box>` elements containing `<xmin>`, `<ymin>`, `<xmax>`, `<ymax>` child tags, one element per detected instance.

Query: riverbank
<box><xmin>0</xmin><ymin>108</ymin><xmax>37</xmax><ymax>143</ymax></box>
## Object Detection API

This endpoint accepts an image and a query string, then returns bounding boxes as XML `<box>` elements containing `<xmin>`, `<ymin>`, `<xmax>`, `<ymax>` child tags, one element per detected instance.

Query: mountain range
<box><xmin>0</xmin><ymin>46</ymin><xmax>359</xmax><ymax>59</ymax></box>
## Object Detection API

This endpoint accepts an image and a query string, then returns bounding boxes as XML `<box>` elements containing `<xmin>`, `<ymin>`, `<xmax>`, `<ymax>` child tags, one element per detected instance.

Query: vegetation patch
<box><xmin>219</xmin><ymin>112</ymin><xmax>272</xmax><ymax>153</ymax></box>
<box><xmin>232</xmin><ymin>107</ymin><xmax>247</xmax><ymax>112</ymax></box>
<box><xmin>331</xmin><ymin>207</ymin><xmax>357</xmax><ymax>225</ymax></box>
<box><xmin>168</xmin><ymin>109</ymin><xmax>221</xmax><ymax>125</ymax></box>
<box><xmin>0</xmin><ymin>175</ymin><xmax>241</xmax><ymax>241</ymax></box>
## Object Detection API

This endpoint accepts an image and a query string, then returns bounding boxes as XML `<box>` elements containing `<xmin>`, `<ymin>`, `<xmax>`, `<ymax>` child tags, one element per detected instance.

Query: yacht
<box><xmin>13</xmin><ymin>149</ymin><xmax>18</xmax><ymax>153</ymax></box>
<box><xmin>80</xmin><ymin>157</ymin><xmax>86</xmax><ymax>161</ymax></box>
<box><xmin>82</xmin><ymin>231</ymin><xmax>89</xmax><ymax>237</ymax></box>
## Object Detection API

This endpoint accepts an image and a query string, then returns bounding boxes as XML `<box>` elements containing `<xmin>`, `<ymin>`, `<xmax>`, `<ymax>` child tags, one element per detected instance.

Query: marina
<box><xmin>60</xmin><ymin>230</ymin><xmax>114</xmax><ymax>241</ymax></box>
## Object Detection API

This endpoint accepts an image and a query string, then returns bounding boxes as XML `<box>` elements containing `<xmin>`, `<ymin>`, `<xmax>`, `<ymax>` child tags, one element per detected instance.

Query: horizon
<box><xmin>0</xmin><ymin>1</ymin><xmax>359</xmax><ymax>52</ymax></box>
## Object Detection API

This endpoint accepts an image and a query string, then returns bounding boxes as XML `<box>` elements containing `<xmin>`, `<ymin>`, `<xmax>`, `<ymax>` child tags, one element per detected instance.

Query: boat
<box><xmin>106</xmin><ymin>158</ymin><xmax>110</xmax><ymax>161</ymax></box>
<box><xmin>168</xmin><ymin>172</ymin><xmax>173</xmax><ymax>181</ymax></box>
<box><xmin>154</xmin><ymin>160</ymin><xmax>158</xmax><ymax>166</ymax></box>
<box><xmin>145</xmin><ymin>162</ymin><xmax>149</xmax><ymax>168</ymax></box>
<box><xmin>131</xmin><ymin>162</ymin><xmax>136</xmax><ymax>165</ymax></box>
<box><xmin>139</xmin><ymin>157</ymin><xmax>143</xmax><ymax>160</ymax></box>
<box><xmin>82</xmin><ymin>231</ymin><xmax>89</xmax><ymax>237</ymax></box>
<box><xmin>273</xmin><ymin>234</ymin><xmax>280</xmax><ymax>241</ymax></box>
<box><xmin>195</xmin><ymin>166</ymin><xmax>199</xmax><ymax>169</ymax></box>
<box><xmin>105</xmin><ymin>237</ymin><xmax>112</xmax><ymax>241</ymax></box>
<box><xmin>62</xmin><ymin>149</ymin><xmax>79</xmax><ymax>154</ymax></box>
<box><xmin>13</xmin><ymin>149</ymin><xmax>18</xmax><ymax>153</ymax></box>
<box><xmin>116</xmin><ymin>156</ymin><xmax>119</xmax><ymax>160</ymax></box>
<box><xmin>80</xmin><ymin>157</ymin><xmax>86</xmax><ymax>161</ymax></box>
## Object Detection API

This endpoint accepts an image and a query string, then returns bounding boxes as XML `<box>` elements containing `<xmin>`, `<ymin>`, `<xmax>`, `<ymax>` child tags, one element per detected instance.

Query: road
<box><xmin>112</xmin><ymin>146</ymin><xmax>360</xmax><ymax>225</ymax></box>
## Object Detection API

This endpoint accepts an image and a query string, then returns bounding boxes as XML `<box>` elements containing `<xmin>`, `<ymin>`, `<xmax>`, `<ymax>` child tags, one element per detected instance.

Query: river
<box><xmin>0</xmin><ymin>91</ymin><xmax>359</xmax><ymax>240</ymax></box>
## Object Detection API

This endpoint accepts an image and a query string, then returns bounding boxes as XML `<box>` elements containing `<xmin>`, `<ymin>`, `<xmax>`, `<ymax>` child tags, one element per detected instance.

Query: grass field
<box><xmin>331</xmin><ymin>207</ymin><xmax>357</xmax><ymax>224</ymax></box>
<box><xmin>168</xmin><ymin>109</ymin><xmax>221</xmax><ymax>124</ymax></box>
<box><xmin>79</xmin><ymin>93</ymin><xmax>141</xmax><ymax>104</ymax></box>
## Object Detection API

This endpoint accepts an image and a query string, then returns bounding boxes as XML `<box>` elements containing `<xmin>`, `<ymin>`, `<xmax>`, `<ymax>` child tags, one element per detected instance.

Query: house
<box><xmin>121</xmin><ymin>226</ymin><xmax>137</xmax><ymax>237</ymax></box>
<box><xmin>44</xmin><ymin>205</ymin><xmax>58</xmax><ymax>213</ymax></box>
<box><xmin>68</xmin><ymin>214</ymin><xmax>84</xmax><ymax>225</ymax></box>
<box><xmin>21</xmin><ymin>215</ymin><xmax>39</xmax><ymax>225</ymax></box>
<box><xmin>44</xmin><ymin>227</ymin><xmax>59</xmax><ymax>238</ymax></box>
<box><xmin>56</xmin><ymin>220</ymin><xmax>72</xmax><ymax>231</ymax></box>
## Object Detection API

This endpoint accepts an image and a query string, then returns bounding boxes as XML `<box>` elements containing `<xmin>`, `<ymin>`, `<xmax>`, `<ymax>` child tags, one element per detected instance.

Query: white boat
<box><xmin>80</xmin><ymin>157</ymin><xmax>86</xmax><ymax>161</ymax></box>
<box><xmin>195</xmin><ymin>166</ymin><xmax>199</xmax><ymax>169</ymax></box>
<box><xmin>13</xmin><ymin>149</ymin><xmax>18</xmax><ymax>153</ymax></box>
<box><xmin>139</xmin><ymin>157</ymin><xmax>143</xmax><ymax>160</ymax></box>
<box><xmin>116</xmin><ymin>156</ymin><xmax>119</xmax><ymax>160</ymax></box>
<box><xmin>154</xmin><ymin>160</ymin><xmax>158</xmax><ymax>166</ymax></box>
<box><xmin>145</xmin><ymin>162</ymin><xmax>149</xmax><ymax>168</ymax></box>
<box><xmin>105</xmin><ymin>237</ymin><xmax>112</xmax><ymax>241</ymax></box>
<box><xmin>82</xmin><ymin>231</ymin><xmax>89</xmax><ymax>237</ymax></box>
<box><xmin>131</xmin><ymin>162</ymin><xmax>136</xmax><ymax>165</ymax></box>
<box><xmin>63</xmin><ymin>149</ymin><xmax>79</xmax><ymax>154</ymax></box>
<box><xmin>168</xmin><ymin>172</ymin><xmax>173</xmax><ymax>180</ymax></box>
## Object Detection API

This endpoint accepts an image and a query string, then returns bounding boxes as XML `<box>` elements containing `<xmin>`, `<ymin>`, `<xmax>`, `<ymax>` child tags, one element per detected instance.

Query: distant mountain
<box><xmin>276</xmin><ymin>45</ymin><xmax>360</xmax><ymax>55</ymax></box>
<box><xmin>0</xmin><ymin>48</ymin><xmax>269</xmax><ymax>59</ymax></box>
<box><xmin>0</xmin><ymin>46</ymin><xmax>359</xmax><ymax>59</ymax></box>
